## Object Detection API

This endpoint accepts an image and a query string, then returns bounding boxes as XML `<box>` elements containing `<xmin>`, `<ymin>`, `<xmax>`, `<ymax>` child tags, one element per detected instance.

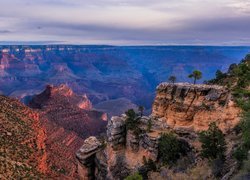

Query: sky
<box><xmin>0</xmin><ymin>0</ymin><xmax>250</xmax><ymax>45</ymax></box>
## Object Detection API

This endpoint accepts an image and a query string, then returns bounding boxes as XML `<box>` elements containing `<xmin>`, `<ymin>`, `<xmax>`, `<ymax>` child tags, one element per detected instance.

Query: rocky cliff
<box><xmin>152</xmin><ymin>83</ymin><xmax>241</xmax><ymax>132</ymax></box>
<box><xmin>76</xmin><ymin>114</ymin><xmax>172</xmax><ymax>180</ymax></box>
<box><xmin>76</xmin><ymin>82</ymin><xmax>242</xmax><ymax>180</ymax></box>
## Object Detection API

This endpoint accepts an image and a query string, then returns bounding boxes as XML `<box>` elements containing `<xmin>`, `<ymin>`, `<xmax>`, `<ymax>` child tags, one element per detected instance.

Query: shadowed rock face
<box><xmin>28</xmin><ymin>84</ymin><xmax>107</xmax><ymax>178</ymax></box>
<box><xmin>29</xmin><ymin>84</ymin><xmax>107</xmax><ymax>138</ymax></box>
<box><xmin>152</xmin><ymin>83</ymin><xmax>241</xmax><ymax>132</ymax></box>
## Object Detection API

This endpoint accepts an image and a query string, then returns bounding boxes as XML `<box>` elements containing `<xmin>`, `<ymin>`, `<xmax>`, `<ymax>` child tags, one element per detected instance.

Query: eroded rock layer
<box><xmin>152</xmin><ymin>83</ymin><xmax>241</xmax><ymax>132</ymax></box>
<box><xmin>28</xmin><ymin>84</ymin><xmax>107</xmax><ymax>178</ymax></box>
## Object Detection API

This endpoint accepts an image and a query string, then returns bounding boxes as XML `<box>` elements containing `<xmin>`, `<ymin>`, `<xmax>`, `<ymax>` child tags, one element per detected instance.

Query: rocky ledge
<box><xmin>152</xmin><ymin>83</ymin><xmax>241</xmax><ymax>132</ymax></box>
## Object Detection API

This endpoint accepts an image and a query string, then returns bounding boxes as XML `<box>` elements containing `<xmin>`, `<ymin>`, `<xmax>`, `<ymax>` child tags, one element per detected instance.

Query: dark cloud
<box><xmin>0</xmin><ymin>30</ymin><xmax>11</xmax><ymax>34</ymax></box>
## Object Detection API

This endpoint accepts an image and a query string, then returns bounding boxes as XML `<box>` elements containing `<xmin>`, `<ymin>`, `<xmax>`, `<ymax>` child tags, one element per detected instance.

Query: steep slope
<box><xmin>28</xmin><ymin>84</ymin><xmax>107</xmax><ymax>178</ymax></box>
<box><xmin>0</xmin><ymin>95</ymin><xmax>47</xmax><ymax>179</ymax></box>
<box><xmin>40</xmin><ymin>117</ymin><xmax>85</xmax><ymax>178</ymax></box>
<box><xmin>29</xmin><ymin>84</ymin><xmax>106</xmax><ymax>137</ymax></box>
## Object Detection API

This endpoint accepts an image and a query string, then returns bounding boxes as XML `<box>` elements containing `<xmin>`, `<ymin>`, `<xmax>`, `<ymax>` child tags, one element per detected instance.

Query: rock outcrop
<box><xmin>152</xmin><ymin>83</ymin><xmax>241</xmax><ymax>132</ymax></box>
<box><xmin>77</xmin><ymin>114</ymin><xmax>166</xmax><ymax>180</ymax></box>
<box><xmin>76</xmin><ymin>137</ymin><xmax>103</xmax><ymax>179</ymax></box>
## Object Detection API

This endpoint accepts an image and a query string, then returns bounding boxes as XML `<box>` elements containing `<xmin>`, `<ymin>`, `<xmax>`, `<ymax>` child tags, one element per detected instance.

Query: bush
<box><xmin>158</xmin><ymin>133</ymin><xmax>182</xmax><ymax>165</ymax></box>
<box><xmin>211</xmin><ymin>157</ymin><xmax>224</xmax><ymax>177</ymax></box>
<box><xmin>125</xmin><ymin>109</ymin><xmax>144</xmax><ymax>139</ymax></box>
<box><xmin>125</xmin><ymin>109</ymin><xmax>139</xmax><ymax>131</ymax></box>
<box><xmin>199</xmin><ymin>122</ymin><xmax>226</xmax><ymax>161</ymax></box>
<box><xmin>140</xmin><ymin>156</ymin><xmax>157</xmax><ymax>179</ymax></box>
<box><xmin>125</xmin><ymin>172</ymin><xmax>143</xmax><ymax>180</ymax></box>
<box><xmin>240</xmin><ymin>112</ymin><xmax>250</xmax><ymax>149</ymax></box>
<box><xmin>233</xmin><ymin>145</ymin><xmax>248</xmax><ymax>165</ymax></box>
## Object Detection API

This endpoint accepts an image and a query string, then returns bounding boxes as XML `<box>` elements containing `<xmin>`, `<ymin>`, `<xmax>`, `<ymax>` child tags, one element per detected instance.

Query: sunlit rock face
<box><xmin>0</xmin><ymin>95</ymin><xmax>47</xmax><ymax>179</ymax></box>
<box><xmin>152</xmin><ymin>83</ymin><xmax>241</xmax><ymax>132</ymax></box>
<box><xmin>28</xmin><ymin>84</ymin><xmax>107</xmax><ymax>179</ymax></box>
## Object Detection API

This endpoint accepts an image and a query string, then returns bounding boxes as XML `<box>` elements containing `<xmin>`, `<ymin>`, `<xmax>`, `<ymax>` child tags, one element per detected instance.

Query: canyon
<box><xmin>0</xmin><ymin>46</ymin><xmax>249</xmax><ymax>179</ymax></box>
<box><xmin>0</xmin><ymin>45</ymin><xmax>249</xmax><ymax>114</ymax></box>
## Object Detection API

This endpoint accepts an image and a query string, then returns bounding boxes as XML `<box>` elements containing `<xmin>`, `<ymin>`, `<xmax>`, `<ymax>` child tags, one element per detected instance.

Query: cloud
<box><xmin>0</xmin><ymin>30</ymin><xmax>11</xmax><ymax>34</ymax></box>
<box><xmin>0</xmin><ymin>0</ymin><xmax>249</xmax><ymax>45</ymax></box>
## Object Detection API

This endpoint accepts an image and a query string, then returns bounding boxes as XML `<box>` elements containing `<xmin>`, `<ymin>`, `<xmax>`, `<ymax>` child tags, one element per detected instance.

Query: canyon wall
<box><xmin>76</xmin><ymin>83</ymin><xmax>242</xmax><ymax>179</ymax></box>
<box><xmin>152</xmin><ymin>83</ymin><xmax>241</xmax><ymax>132</ymax></box>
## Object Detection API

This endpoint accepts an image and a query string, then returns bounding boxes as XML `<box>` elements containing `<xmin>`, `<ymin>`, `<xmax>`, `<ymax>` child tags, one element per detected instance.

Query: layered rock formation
<box><xmin>76</xmin><ymin>82</ymin><xmax>242</xmax><ymax>179</ymax></box>
<box><xmin>28</xmin><ymin>84</ymin><xmax>107</xmax><ymax>178</ymax></box>
<box><xmin>152</xmin><ymin>83</ymin><xmax>241</xmax><ymax>132</ymax></box>
<box><xmin>29</xmin><ymin>84</ymin><xmax>107</xmax><ymax>138</ymax></box>
<box><xmin>76</xmin><ymin>114</ymin><xmax>169</xmax><ymax>180</ymax></box>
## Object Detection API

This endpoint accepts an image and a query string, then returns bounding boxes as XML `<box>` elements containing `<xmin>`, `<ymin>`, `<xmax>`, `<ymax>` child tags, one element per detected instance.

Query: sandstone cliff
<box><xmin>76</xmin><ymin>83</ymin><xmax>242</xmax><ymax>180</ymax></box>
<box><xmin>152</xmin><ymin>83</ymin><xmax>241</xmax><ymax>132</ymax></box>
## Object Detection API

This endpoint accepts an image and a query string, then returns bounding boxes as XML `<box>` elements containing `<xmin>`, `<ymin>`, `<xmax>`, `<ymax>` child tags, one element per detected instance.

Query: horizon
<box><xmin>1</xmin><ymin>42</ymin><xmax>250</xmax><ymax>47</ymax></box>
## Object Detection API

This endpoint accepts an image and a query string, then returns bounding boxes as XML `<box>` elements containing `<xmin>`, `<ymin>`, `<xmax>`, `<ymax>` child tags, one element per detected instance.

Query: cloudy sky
<box><xmin>0</xmin><ymin>0</ymin><xmax>250</xmax><ymax>45</ymax></box>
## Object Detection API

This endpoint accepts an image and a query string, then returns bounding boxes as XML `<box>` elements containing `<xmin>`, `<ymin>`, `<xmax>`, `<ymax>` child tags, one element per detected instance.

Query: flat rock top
<box><xmin>157</xmin><ymin>82</ymin><xmax>225</xmax><ymax>91</ymax></box>
<box><xmin>78</xmin><ymin>136</ymin><xmax>101</xmax><ymax>154</ymax></box>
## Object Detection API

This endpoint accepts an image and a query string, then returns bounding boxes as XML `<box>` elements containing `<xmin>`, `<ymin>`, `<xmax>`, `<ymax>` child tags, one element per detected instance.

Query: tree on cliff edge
<box><xmin>168</xmin><ymin>75</ymin><xmax>177</xmax><ymax>84</ymax></box>
<box><xmin>138</xmin><ymin>106</ymin><xmax>144</xmax><ymax>117</ymax></box>
<box><xmin>188</xmin><ymin>70</ymin><xmax>202</xmax><ymax>84</ymax></box>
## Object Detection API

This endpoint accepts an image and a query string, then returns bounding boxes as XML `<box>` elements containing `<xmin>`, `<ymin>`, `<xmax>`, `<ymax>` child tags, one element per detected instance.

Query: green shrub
<box><xmin>211</xmin><ymin>157</ymin><xmax>224</xmax><ymax>177</ymax></box>
<box><xmin>240</xmin><ymin>112</ymin><xmax>250</xmax><ymax>149</ymax></box>
<box><xmin>125</xmin><ymin>109</ymin><xmax>139</xmax><ymax>131</ymax></box>
<box><xmin>158</xmin><ymin>133</ymin><xmax>182</xmax><ymax>165</ymax></box>
<box><xmin>235</xmin><ymin>98</ymin><xmax>250</xmax><ymax>112</ymax></box>
<box><xmin>140</xmin><ymin>157</ymin><xmax>157</xmax><ymax>179</ymax></box>
<box><xmin>233</xmin><ymin>145</ymin><xmax>248</xmax><ymax>165</ymax></box>
<box><xmin>199</xmin><ymin>122</ymin><xmax>226</xmax><ymax>161</ymax></box>
<box><xmin>125</xmin><ymin>172</ymin><xmax>143</xmax><ymax>180</ymax></box>
<box><xmin>125</xmin><ymin>109</ymin><xmax>144</xmax><ymax>138</ymax></box>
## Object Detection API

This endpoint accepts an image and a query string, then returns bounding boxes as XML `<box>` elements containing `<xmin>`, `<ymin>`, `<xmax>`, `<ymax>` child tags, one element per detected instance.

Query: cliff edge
<box><xmin>152</xmin><ymin>83</ymin><xmax>241</xmax><ymax>132</ymax></box>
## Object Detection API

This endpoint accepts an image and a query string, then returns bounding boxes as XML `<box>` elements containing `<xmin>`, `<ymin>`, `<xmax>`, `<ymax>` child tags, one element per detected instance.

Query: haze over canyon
<box><xmin>0</xmin><ymin>45</ymin><xmax>249</xmax><ymax>115</ymax></box>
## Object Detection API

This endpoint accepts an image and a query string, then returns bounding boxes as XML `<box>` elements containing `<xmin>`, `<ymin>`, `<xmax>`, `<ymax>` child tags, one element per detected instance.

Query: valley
<box><xmin>0</xmin><ymin>45</ymin><xmax>249</xmax><ymax>115</ymax></box>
